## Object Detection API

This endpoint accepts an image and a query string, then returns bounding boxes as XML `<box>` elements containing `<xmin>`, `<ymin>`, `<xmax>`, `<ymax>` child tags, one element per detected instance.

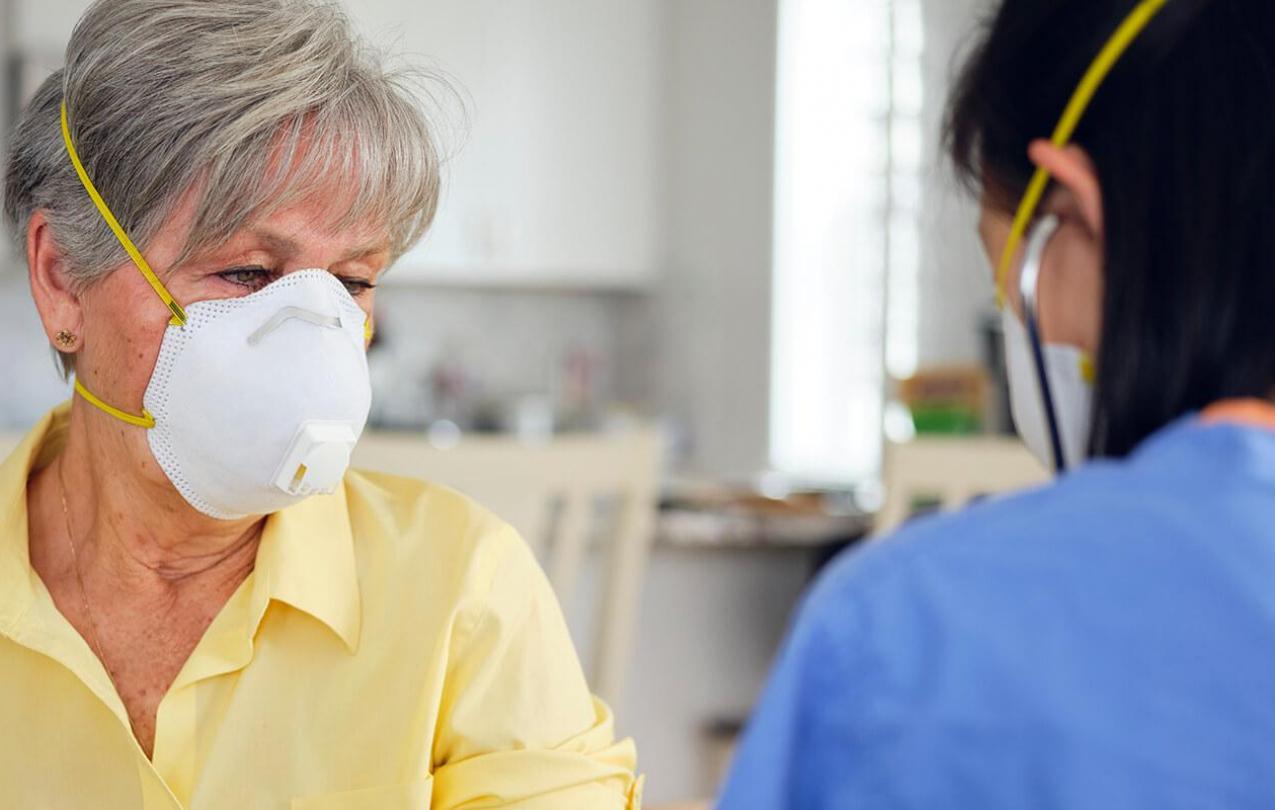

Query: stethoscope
<box><xmin>1018</xmin><ymin>214</ymin><xmax>1066</xmax><ymax>473</ymax></box>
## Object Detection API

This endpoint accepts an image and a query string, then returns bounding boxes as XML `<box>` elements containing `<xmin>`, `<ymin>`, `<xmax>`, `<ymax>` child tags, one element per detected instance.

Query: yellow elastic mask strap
<box><xmin>60</xmin><ymin>102</ymin><xmax>188</xmax><ymax>327</ymax></box>
<box><xmin>74</xmin><ymin>379</ymin><xmax>156</xmax><ymax>429</ymax></box>
<box><xmin>1079</xmin><ymin>353</ymin><xmax>1096</xmax><ymax>385</ymax></box>
<box><xmin>995</xmin><ymin>0</ymin><xmax>1170</xmax><ymax>309</ymax></box>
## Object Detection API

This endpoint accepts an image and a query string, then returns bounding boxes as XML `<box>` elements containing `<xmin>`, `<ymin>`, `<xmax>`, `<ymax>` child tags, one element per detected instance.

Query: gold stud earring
<box><xmin>55</xmin><ymin>330</ymin><xmax>77</xmax><ymax>349</ymax></box>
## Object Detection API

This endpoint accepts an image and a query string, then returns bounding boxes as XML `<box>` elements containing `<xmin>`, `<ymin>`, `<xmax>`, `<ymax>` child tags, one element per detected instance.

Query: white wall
<box><xmin>915</xmin><ymin>0</ymin><xmax>997</xmax><ymax>366</ymax></box>
<box><xmin>0</xmin><ymin>274</ymin><xmax>71</xmax><ymax>426</ymax></box>
<box><xmin>1</xmin><ymin>0</ymin><xmax>76</xmax><ymax>425</ymax></box>
<box><xmin>641</xmin><ymin>0</ymin><xmax>779</xmax><ymax>482</ymax></box>
<box><xmin>12</xmin><ymin>0</ymin><xmax>82</xmax><ymax>44</ymax></box>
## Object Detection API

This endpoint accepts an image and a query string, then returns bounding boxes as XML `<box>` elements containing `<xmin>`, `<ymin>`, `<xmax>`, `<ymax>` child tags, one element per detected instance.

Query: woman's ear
<box><xmin>1028</xmin><ymin>141</ymin><xmax>1104</xmax><ymax>237</ymax></box>
<box><xmin>27</xmin><ymin>211</ymin><xmax>85</xmax><ymax>356</ymax></box>
<box><xmin>1026</xmin><ymin>141</ymin><xmax>1106</xmax><ymax>354</ymax></box>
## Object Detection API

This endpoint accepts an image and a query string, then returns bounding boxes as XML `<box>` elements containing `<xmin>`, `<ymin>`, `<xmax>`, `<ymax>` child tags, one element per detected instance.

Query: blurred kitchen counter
<box><xmin>657</xmin><ymin>479</ymin><xmax>872</xmax><ymax>550</ymax></box>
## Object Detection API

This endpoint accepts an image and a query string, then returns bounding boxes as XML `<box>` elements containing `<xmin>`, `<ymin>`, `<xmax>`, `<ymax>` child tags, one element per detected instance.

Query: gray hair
<box><xmin>3</xmin><ymin>0</ymin><xmax>447</xmax><ymax>372</ymax></box>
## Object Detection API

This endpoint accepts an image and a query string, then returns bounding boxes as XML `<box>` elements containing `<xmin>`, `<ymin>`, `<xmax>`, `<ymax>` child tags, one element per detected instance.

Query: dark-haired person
<box><xmin>718</xmin><ymin>1</ymin><xmax>1275</xmax><ymax>807</ymax></box>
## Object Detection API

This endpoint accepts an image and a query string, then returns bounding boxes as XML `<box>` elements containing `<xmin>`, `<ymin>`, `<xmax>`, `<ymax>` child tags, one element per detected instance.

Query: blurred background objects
<box><xmin>2</xmin><ymin>0</ymin><xmax>1037</xmax><ymax>805</ymax></box>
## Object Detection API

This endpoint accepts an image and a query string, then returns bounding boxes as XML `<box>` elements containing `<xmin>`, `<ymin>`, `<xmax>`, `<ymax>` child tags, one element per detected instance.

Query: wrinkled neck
<box><xmin>52</xmin><ymin>398</ymin><xmax>263</xmax><ymax>592</ymax></box>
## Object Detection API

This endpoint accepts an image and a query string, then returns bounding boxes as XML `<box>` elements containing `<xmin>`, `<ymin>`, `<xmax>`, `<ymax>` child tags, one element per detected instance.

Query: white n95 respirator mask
<box><xmin>1001</xmin><ymin>215</ymin><xmax>1094</xmax><ymax>473</ymax></box>
<box><xmin>73</xmin><ymin>270</ymin><xmax>372</xmax><ymax>520</ymax></box>
<box><xmin>59</xmin><ymin>103</ymin><xmax>372</xmax><ymax>519</ymax></box>
<box><xmin>143</xmin><ymin>270</ymin><xmax>372</xmax><ymax>519</ymax></box>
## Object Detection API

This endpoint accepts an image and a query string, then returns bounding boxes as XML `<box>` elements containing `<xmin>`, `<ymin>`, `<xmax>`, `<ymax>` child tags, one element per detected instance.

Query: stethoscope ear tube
<box><xmin>1018</xmin><ymin>215</ymin><xmax>1066</xmax><ymax>472</ymax></box>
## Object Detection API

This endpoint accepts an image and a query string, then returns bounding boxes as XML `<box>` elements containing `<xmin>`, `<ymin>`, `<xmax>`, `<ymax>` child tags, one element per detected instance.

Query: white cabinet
<box><xmin>345</xmin><ymin>0</ymin><xmax>664</xmax><ymax>289</ymax></box>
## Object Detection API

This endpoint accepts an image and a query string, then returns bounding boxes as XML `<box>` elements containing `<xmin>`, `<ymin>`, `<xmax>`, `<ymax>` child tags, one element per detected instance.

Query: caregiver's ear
<box><xmin>26</xmin><ymin>210</ymin><xmax>85</xmax><ymax>353</ymax></box>
<box><xmin>1028</xmin><ymin>141</ymin><xmax>1104</xmax><ymax>238</ymax></box>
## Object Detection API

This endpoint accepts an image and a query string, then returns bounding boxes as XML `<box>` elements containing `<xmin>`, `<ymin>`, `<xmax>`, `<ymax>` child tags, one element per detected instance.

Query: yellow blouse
<box><xmin>0</xmin><ymin>407</ymin><xmax>642</xmax><ymax>809</ymax></box>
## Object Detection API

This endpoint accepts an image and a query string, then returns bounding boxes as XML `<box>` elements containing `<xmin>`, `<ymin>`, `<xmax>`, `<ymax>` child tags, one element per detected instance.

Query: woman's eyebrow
<box><xmin>247</xmin><ymin>229</ymin><xmax>387</xmax><ymax>263</ymax></box>
<box><xmin>339</xmin><ymin>241</ymin><xmax>390</xmax><ymax>262</ymax></box>
<box><xmin>249</xmin><ymin>230</ymin><xmax>300</xmax><ymax>258</ymax></box>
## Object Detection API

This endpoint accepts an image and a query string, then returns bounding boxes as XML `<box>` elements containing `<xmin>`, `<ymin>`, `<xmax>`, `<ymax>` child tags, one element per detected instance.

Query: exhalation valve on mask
<box><xmin>273</xmin><ymin>421</ymin><xmax>360</xmax><ymax>498</ymax></box>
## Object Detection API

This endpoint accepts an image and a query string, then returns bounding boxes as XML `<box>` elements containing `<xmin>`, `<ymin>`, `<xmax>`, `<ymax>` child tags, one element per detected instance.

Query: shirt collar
<box><xmin>0</xmin><ymin>404</ymin><xmax>361</xmax><ymax>652</ymax></box>
<box><xmin>257</xmin><ymin>481</ymin><xmax>363</xmax><ymax>653</ymax></box>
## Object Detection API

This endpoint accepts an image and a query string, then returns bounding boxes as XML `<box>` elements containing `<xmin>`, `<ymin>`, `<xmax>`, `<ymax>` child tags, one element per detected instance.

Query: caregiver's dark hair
<box><xmin>946</xmin><ymin>0</ymin><xmax>1275</xmax><ymax>458</ymax></box>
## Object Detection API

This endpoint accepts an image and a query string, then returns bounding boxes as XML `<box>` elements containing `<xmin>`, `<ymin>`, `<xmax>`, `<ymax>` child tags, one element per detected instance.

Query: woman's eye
<box><xmin>337</xmin><ymin>276</ymin><xmax>378</xmax><ymax>297</ymax></box>
<box><xmin>218</xmin><ymin>266</ymin><xmax>274</xmax><ymax>290</ymax></box>
<box><xmin>216</xmin><ymin>267</ymin><xmax>375</xmax><ymax>297</ymax></box>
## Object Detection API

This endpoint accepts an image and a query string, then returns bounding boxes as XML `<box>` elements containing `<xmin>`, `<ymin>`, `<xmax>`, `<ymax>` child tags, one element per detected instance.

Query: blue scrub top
<box><xmin>718</xmin><ymin>418</ymin><xmax>1275</xmax><ymax>809</ymax></box>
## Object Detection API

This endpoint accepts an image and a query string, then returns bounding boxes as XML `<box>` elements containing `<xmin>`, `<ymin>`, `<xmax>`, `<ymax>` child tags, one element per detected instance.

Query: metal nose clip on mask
<box><xmin>993</xmin><ymin>0</ymin><xmax>1170</xmax><ymax>474</ymax></box>
<box><xmin>60</xmin><ymin>101</ymin><xmax>373</xmax><ymax>519</ymax></box>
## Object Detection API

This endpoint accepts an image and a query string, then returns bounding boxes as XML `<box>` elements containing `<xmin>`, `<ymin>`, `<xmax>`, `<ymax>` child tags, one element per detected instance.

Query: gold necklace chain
<box><xmin>55</xmin><ymin>456</ymin><xmax>113</xmax><ymax>676</ymax></box>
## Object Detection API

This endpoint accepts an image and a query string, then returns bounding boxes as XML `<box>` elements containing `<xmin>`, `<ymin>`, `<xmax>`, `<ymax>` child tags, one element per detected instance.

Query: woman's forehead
<box><xmin>164</xmin><ymin>178</ymin><xmax>391</xmax><ymax>266</ymax></box>
<box><xmin>196</xmin><ymin>215</ymin><xmax>390</xmax><ymax>265</ymax></box>
<box><xmin>246</xmin><ymin>202</ymin><xmax>389</xmax><ymax>252</ymax></box>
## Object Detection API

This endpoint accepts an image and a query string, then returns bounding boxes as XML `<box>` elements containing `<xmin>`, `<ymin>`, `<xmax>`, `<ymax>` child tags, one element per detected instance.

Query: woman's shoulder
<box><xmin>820</xmin><ymin>451</ymin><xmax>1176</xmax><ymax>601</ymax></box>
<box><xmin>339</xmin><ymin>467</ymin><xmax>538</xmax><ymax>608</ymax></box>
<box><xmin>871</xmin><ymin>418</ymin><xmax>1275</xmax><ymax>573</ymax></box>
<box><xmin>800</xmin><ymin>423</ymin><xmax>1273</xmax><ymax>666</ymax></box>
<box><xmin>343</xmin><ymin>466</ymin><xmax>511</xmax><ymax>535</ymax></box>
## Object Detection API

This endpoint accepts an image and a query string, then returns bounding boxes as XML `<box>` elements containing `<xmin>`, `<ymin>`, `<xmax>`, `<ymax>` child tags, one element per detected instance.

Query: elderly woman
<box><xmin>0</xmin><ymin>1</ymin><xmax>641</xmax><ymax>807</ymax></box>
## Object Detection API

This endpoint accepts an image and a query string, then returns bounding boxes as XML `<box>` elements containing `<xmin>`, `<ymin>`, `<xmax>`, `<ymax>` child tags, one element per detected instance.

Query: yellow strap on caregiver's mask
<box><xmin>995</xmin><ymin>0</ymin><xmax>1171</xmax><ymax>310</ymax></box>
